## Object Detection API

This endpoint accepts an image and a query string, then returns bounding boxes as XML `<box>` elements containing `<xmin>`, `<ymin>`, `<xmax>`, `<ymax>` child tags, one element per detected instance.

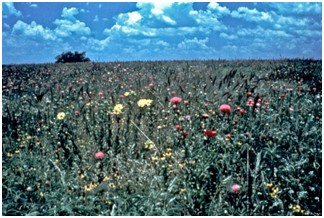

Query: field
<box><xmin>2</xmin><ymin>59</ymin><xmax>322</xmax><ymax>216</ymax></box>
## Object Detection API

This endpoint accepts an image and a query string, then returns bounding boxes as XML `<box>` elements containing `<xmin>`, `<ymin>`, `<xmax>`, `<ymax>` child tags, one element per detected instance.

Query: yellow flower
<box><xmin>178</xmin><ymin>161</ymin><xmax>186</xmax><ymax>168</ymax></box>
<box><xmin>113</xmin><ymin>103</ymin><xmax>123</xmax><ymax>115</ymax></box>
<box><xmin>145</xmin><ymin>140</ymin><xmax>155</xmax><ymax>150</ymax></box>
<box><xmin>137</xmin><ymin>99</ymin><xmax>153</xmax><ymax>108</ymax></box>
<box><xmin>124</xmin><ymin>91</ymin><xmax>130</xmax><ymax>96</ymax></box>
<box><xmin>103</xmin><ymin>176</ymin><xmax>111</xmax><ymax>182</ymax></box>
<box><xmin>151</xmin><ymin>156</ymin><xmax>159</xmax><ymax>161</ymax></box>
<box><xmin>266</xmin><ymin>182</ymin><xmax>274</xmax><ymax>188</ymax></box>
<box><xmin>57</xmin><ymin>112</ymin><xmax>66</xmax><ymax>120</ymax></box>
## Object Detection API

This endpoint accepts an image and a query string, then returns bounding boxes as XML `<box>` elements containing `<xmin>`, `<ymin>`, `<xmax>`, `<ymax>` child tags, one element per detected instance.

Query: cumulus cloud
<box><xmin>231</xmin><ymin>7</ymin><xmax>273</xmax><ymax>22</ymax></box>
<box><xmin>12</xmin><ymin>20</ymin><xmax>57</xmax><ymax>40</ymax></box>
<box><xmin>268</xmin><ymin>2</ymin><xmax>322</xmax><ymax>15</ymax></box>
<box><xmin>2</xmin><ymin>2</ymin><xmax>22</xmax><ymax>17</ymax></box>
<box><xmin>11</xmin><ymin>7</ymin><xmax>91</xmax><ymax>42</ymax></box>
<box><xmin>61</xmin><ymin>7</ymin><xmax>79</xmax><ymax>21</ymax></box>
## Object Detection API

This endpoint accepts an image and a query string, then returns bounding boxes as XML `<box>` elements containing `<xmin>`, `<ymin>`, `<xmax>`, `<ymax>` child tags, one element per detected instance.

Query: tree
<box><xmin>55</xmin><ymin>51</ymin><xmax>91</xmax><ymax>63</ymax></box>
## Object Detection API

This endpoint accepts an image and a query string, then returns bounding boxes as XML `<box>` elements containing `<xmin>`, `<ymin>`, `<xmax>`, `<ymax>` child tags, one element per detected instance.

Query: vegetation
<box><xmin>55</xmin><ymin>51</ymin><xmax>91</xmax><ymax>63</ymax></box>
<box><xmin>2</xmin><ymin>59</ymin><xmax>322</xmax><ymax>216</ymax></box>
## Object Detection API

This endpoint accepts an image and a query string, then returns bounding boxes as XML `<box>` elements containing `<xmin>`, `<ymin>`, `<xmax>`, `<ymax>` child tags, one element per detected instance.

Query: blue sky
<box><xmin>2</xmin><ymin>2</ymin><xmax>322</xmax><ymax>64</ymax></box>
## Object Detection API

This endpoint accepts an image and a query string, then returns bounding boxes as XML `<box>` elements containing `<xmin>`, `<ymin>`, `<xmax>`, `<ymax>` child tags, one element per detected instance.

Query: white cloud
<box><xmin>177</xmin><ymin>37</ymin><xmax>209</xmax><ymax>50</ymax></box>
<box><xmin>61</xmin><ymin>7</ymin><xmax>79</xmax><ymax>21</ymax></box>
<box><xmin>231</xmin><ymin>7</ymin><xmax>273</xmax><ymax>22</ymax></box>
<box><xmin>207</xmin><ymin>2</ymin><xmax>230</xmax><ymax>16</ymax></box>
<box><xmin>12</xmin><ymin>20</ymin><xmax>57</xmax><ymax>40</ymax></box>
<box><xmin>2</xmin><ymin>2</ymin><xmax>22</xmax><ymax>17</ymax></box>
<box><xmin>87</xmin><ymin>37</ymin><xmax>110</xmax><ymax>51</ymax></box>
<box><xmin>93</xmin><ymin>15</ymin><xmax>99</xmax><ymax>22</ymax></box>
<box><xmin>127</xmin><ymin>11</ymin><xmax>142</xmax><ymax>24</ymax></box>
<box><xmin>54</xmin><ymin>19</ymin><xmax>91</xmax><ymax>37</ymax></box>
<box><xmin>29</xmin><ymin>4</ymin><xmax>38</xmax><ymax>8</ymax></box>
<box><xmin>268</xmin><ymin>2</ymin><xmax>322</xmax><ymax>15</ymax></box>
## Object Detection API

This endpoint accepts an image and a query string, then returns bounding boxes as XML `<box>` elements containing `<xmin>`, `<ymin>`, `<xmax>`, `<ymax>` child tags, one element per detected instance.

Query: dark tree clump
<box><xmin>55</xmin><ymin>51</ymin><xmax>91</xmax><ymax>63</ymax></box>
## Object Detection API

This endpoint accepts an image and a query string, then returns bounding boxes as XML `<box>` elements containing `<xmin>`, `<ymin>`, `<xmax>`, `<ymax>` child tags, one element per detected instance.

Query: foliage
<box><xmin>55</xmin><ymin>51</ymin><xmax>91</xmax><ymax>63</ymax></box>
<box><xmin>2</xmin><ymin>59</ymin><xmax>322</xmax><ymax>216</ymax></box>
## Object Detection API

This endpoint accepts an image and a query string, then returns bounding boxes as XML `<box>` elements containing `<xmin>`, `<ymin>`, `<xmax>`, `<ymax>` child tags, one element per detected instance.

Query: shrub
<box><xmin>55</xmin><ymin>51</ymin><xmax>91</xmax><ymax>63</ymax></box>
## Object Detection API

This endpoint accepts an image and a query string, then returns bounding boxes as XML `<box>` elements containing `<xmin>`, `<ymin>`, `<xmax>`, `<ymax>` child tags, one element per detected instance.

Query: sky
<box><xmin>2</xmin><ymin>2</ymin><xmax>322</xmax><ymax>64</ymax></box>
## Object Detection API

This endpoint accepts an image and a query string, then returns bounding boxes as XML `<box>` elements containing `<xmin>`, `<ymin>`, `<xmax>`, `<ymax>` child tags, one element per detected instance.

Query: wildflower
<box><xmin>184</xmin><ymin>100</ymin><xmax>189</xmax><ymax>105</ymax></box>
<box><xmin>178</xmin><ymin>161</ymin><xmax>185</xmax><ymax>168</ymax></box>
<box><xmin>98</xmin><ymin>91</ymin><xmax>103</xmax><ymax>97</ymax></box>
<box><xmin>181</xmin><ymin>132</ymin><xmax>188</xmax><ymax>138</ymax></box>
<box><xmin>56</xmin><ymin>112</ymin><xmax>66</xmax><ymax>120</ymax></box>
<box><xmin>137</xmin><ymin>99</ymin><xmax>153</xmax><ymax>108</ymax></box>
<box><xmin>145</xmin><ymin>139</ymin><xmax>155</xmax><ymax>150</ymax></box>
<box><xmin>151</xmin><ymin>156</ymin><xmax>159</xmax><ymax>161</ymax></box>
<box><xmin>124</xmin><ymin>91</ymin><xmax>130</xmax><ymax>96</ymax></box>
<box><xmin>246</xmin><ymin>92</ymin><xmax>252</xmax><ymax>97</ymax></box>
<box><xmin>103</xmin><ymin>176</ymin><xmax>111</xmax><ymax>182</ymax></box>
<box><xmin>170</xmin><ymin>96</ymin><xmax>182</xmax><ymax>104</ymax></box>
<box><xmin>264</xmin><ymin>101</ymin><xmax>269</xmax><ymax>107</ymax></box>
<box><xmin>231</xmin><ymin>184</ymin><xmax>241</xmax><ymax>194</ymax></box>
<box><xmin>95</xmin><ymin>151</ymin><xmax>105</xmax><ymax>159</ymax></box>
<box><xmin>202</xmin><ymin>113</ymin><xmax>209</xmax><ymax>118</ymax></box>
<box><xmin>246</xmin><ymin>99</ymin><xmax>255</xmax><ymax>107</ymax></box>
<box><xmin>113</xmin><ymin>103</ymin><xmax>123</xmax><ymax>114</ymax></box>
<box><xmin>219</xmin><ymin>104</ymin><xmax>231</xmax><ymax>113</ymax></box>
<box><xmin>149</xmin><ymin>83</ymin><xmax>154</xmax><ymax>88</ymax></box>
<box><xmin>84</xmin><ymin>182</ymin><xmax>98</xmax><ymax>192</ymax></box>
<box><xmin>266</xmin><ymin>182</ymin><xmax>274</xmax><ymax>188</ymax></box>
<box><xmin>175</xmin><ymin>125</ymin><xmax>182</xmax><ymax>130</ymax></box>
<box><xmin>204</xmin><ymin>130</ymin><xmax>217</xmax><ymax>138</ymax></box>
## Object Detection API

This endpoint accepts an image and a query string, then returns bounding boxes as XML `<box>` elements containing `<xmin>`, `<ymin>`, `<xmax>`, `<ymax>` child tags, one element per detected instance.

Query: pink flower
<box><xmin>95</xmin><ymin>151</ymin><xmax>105</xmax><ymax>160</ymax></box>
<box><xmin>231</xmin><ymin>184</ymin><xmax>241</xmax><ymax>194</ymax></box>
<box><xmin>149</xmin><ymin>83</ymin><xmax>154</xmax><ymax>88</ymax></box>
<box><xmin>219</xmin><ymin>104</ymin><xmax>231</xmax><ymax>113</ymax></box>
<box><xmin>98</xmin><ymin>91</ymin><xmax>103</xmax><ymax>97</ymax></box>
<box><xmin>170</xmin><ymin>97</ymin><xmax>182</xmax><ymax>104</ymax></box>
<box><xmin>246</xmin><ymin>99</ymin><xmax>255</xmax><ymax>107</ymax></box>
<box><xmin>202</xmin><ymin>113</ymin><xmax>209</xmax><ymax>118</ymax></box>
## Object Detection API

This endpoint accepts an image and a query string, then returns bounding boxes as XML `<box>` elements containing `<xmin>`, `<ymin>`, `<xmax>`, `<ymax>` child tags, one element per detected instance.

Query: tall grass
<box><xmin>2</xmin><ymin>59</ymin><xmax>322</xmax><ymax>215</ymax></box>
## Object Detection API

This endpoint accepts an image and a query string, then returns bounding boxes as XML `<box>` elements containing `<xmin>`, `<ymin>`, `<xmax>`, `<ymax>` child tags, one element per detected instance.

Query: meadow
<box><xmin>2</xmin><ymin>59</ymin><xmax>322</xmax><ymax>215</ymax></box>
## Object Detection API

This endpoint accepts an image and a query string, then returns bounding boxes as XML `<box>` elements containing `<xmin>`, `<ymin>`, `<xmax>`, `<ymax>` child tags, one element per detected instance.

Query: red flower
<box><xmin>204</xmin><ymin>130</ymin><xmax>217</xmax><ymax>137</ymax></box>
<box><xmin>170</xmin><ymin>97</ymin><xmax>182</xmax><ymax>104</ymax></box>
<box><xmin>219</xmin><ymin>104</ymin><xmax>231</xmax><ymax>113</ymax></box>
<box><xmin>37</xmin><ymin>121</ymin><xmax>43</xmax><ymax>125</ymax></box>
<box><xmin>175</xmin><ymin>125</ymin><xmax>182</xmax><ymax>130</ymax></box>
<box><xmin>181</xmin><ymin>132</ymin><xmax>188</xmax><ymax>138</ymax></box>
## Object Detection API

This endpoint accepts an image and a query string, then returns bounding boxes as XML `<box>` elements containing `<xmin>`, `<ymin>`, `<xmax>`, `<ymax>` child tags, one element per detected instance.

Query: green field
<box><xmin>2</xmin><ymin>59</ymin><xmax>322</xmax><ymax>215</ymax></box>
